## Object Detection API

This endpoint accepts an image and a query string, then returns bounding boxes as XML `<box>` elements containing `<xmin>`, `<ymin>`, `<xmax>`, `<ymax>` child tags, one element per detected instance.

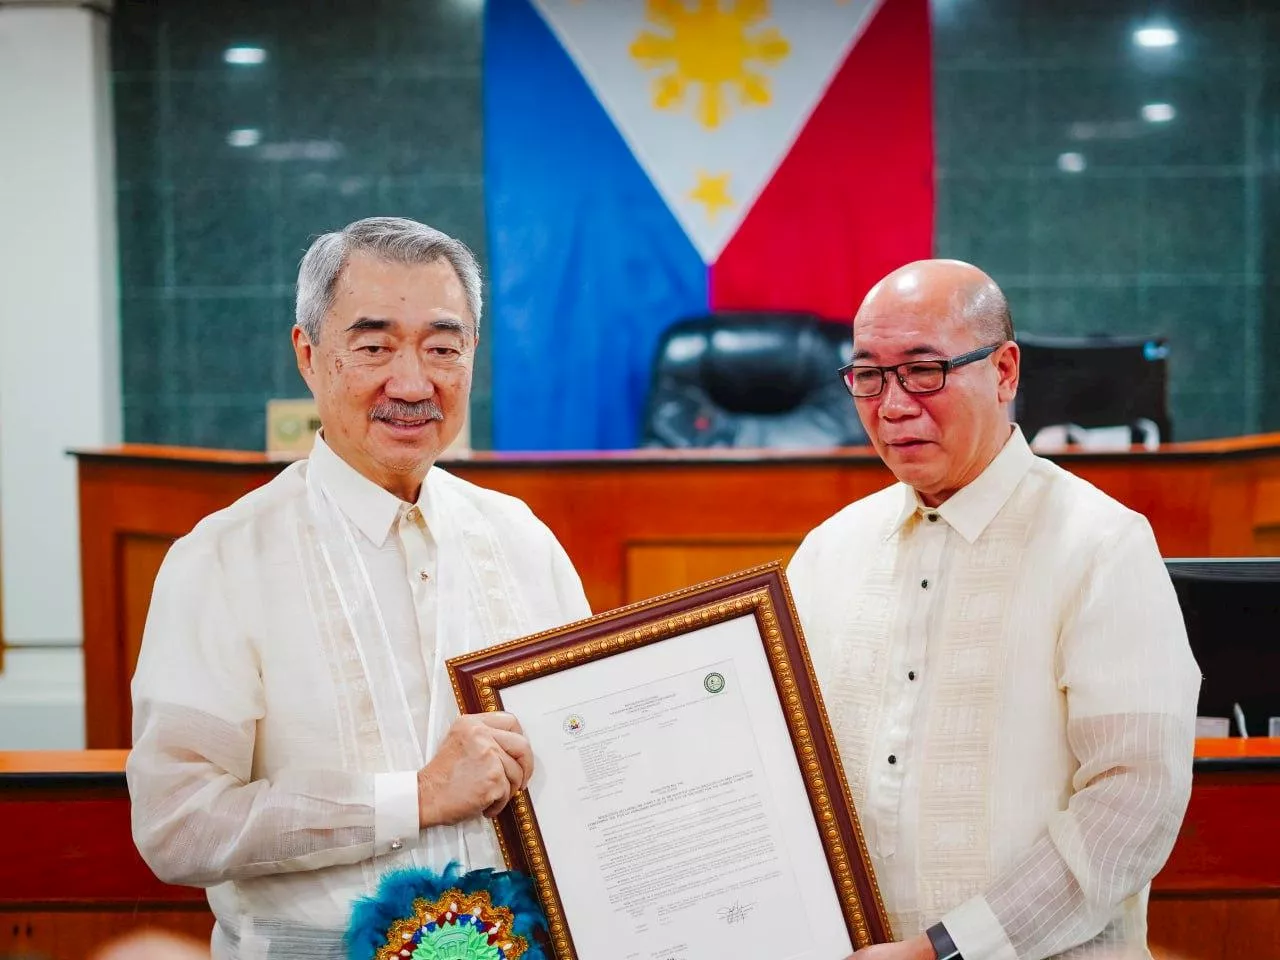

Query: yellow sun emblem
<box><xmin>629</xmin><ymin>0</ymin><xmax>791</xmax><ymax>130</ymax></box>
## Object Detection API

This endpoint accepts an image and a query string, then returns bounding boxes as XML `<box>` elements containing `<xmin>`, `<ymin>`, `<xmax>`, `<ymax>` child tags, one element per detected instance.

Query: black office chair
<box><xmin>639</xmin><ymin>312</ymin><xmax>867</xmax><ymax>449</ymax></box>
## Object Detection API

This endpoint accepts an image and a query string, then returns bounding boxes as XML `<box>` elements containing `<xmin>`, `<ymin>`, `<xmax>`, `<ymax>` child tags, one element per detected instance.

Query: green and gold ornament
<box><xmin>347</xmin><ymin>864</ymin><xmax>548</xmax><ymax>960</ymax></box>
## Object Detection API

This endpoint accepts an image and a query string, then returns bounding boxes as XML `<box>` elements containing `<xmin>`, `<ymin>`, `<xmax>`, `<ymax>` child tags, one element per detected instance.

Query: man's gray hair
<box><xmin>295</xmin><ymin>217</ymin><xmax>483</xmax><ymax>342</ymax></box>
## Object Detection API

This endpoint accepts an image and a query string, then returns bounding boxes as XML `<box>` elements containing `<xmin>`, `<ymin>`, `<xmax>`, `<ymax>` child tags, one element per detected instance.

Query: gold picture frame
<box><xmin>448</xmin><ymin>562</ymin><xmax>891</xmax><ymax>958</ymax></box>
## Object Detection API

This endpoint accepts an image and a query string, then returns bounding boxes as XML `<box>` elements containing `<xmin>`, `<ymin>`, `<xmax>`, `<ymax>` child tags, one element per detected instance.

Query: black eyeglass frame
<box><xmin>836</xmin><ymin>342</ymin><xmax>1005</xmax><ymax>399</ymax></box>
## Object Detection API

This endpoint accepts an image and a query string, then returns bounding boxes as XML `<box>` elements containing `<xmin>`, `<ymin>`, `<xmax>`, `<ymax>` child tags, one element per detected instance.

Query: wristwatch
<box><xmin>926</xmin><ymin>922</ymin><xmax>963</xmax><ymax>960</ymax></box>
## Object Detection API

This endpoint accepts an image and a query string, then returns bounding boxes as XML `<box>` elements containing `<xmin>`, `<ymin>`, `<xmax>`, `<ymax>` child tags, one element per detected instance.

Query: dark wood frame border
<box><xmin>448</xmin><ymin>562</ymin><xmax>892</xmax><ymax>958</ymax></box>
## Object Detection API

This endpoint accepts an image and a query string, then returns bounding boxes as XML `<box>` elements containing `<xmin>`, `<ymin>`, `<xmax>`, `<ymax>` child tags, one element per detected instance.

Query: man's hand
<box><xmin>417</xmin><ymin>713</ymin><xmax>534</xmax><ymax>828</ymax></box>
<box><xmin>847</xmin><ymin>933</ymin><xmax>937</xmax><ymax>960</ymax></box>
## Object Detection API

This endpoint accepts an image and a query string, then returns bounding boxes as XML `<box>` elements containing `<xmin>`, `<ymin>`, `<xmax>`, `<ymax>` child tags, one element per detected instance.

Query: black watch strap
<box><xmin>926</xmin><ymin>922</ymin><xmax>963</xmax><ymax>960</ymax></box>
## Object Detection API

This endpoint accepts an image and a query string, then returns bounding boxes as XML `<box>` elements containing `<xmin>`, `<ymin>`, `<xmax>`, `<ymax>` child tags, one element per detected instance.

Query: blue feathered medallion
<box><xmin>346</xmin><ymin>863</ymin><xmax>549</xmax><ymax>960</ymax></box>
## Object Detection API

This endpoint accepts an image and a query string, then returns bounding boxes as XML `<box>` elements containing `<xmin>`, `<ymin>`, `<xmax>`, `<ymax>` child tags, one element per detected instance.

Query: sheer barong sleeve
<box><xmin>941</xmin><ymin>517</ymin><xmax>1200</xmax><ymax>960</ymax></box>
<box><xmin>127</xmin><ymin>535</ymin><xmax>407</xmax><ymax>888</ymax></box>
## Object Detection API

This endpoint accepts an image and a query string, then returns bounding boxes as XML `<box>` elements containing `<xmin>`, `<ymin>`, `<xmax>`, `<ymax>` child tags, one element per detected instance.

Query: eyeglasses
<box><xmin>837</xmin><ymin>343</ymin><xmax>1004</xmax><ymax>399</ymax></box>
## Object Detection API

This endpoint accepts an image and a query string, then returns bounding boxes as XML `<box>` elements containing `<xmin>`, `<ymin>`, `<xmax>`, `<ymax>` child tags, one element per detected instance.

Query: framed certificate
<box><xmin>448</xmin><ymin>562</ymin><xmax>891</xmax><ymax>959</ymax></box>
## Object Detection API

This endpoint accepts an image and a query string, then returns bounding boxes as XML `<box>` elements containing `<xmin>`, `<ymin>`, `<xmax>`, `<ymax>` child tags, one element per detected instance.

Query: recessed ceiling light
<box><xmin>1057</xmin><ymin>152</ymin><xmax>1086</xmax><ymax>173</ymax></box>
<box><xmin>227</xmin><ymin>128</ymin><xmax>262</xmax><ymax>148</ymax></box>
<box><xmin>1134</xmin><ymin>26</ymin><xmax>1178</xmax><ymax>48</ymax></box>
<box><xmin>1141</xmin><ymin>103</ymin><xmax>1176</xmax><ymax>123</ymax></box>
<box><xmin>224</xmin><ymin>46</ymin><xmax>267</xmax><ymax>65</ymax></box>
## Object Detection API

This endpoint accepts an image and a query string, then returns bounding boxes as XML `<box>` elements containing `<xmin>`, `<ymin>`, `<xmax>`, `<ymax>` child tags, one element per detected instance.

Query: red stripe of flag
<box><xmin>709</xmin><ymin>0</ymin><xmax>934</xmax><ymax>320</ymax></box>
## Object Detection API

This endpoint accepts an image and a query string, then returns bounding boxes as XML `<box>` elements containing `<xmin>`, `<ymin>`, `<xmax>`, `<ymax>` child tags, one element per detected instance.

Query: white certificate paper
<box><xmin>501</xmin><ymin>614</ymin><xmax>853</xmax><ymax>960</ymax></box>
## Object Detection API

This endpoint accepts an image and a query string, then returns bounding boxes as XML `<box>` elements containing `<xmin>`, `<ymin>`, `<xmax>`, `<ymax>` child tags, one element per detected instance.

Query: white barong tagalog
<box><xmin>788</xmin><ymin>427</ymin><xmax>1200</xmax><ymax>960</ymax></box>
<box><xmin>128</xmin><ymin>436</ymin><xmax>591</xmax><ymax>960</ymax></box>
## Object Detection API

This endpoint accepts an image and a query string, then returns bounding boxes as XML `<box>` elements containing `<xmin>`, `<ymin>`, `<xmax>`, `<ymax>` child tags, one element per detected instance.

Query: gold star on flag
<box><xmin>689</xmin><ymin>172</ymin><xmax>735</xmax><ymax>221</ymax></box>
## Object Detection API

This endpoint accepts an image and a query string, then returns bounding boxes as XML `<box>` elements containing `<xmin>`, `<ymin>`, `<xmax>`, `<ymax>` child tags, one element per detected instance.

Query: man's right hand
<box><xmin>417</xmin><ymin>712</ymin><xmax>534</xmax><ymax>828</ymax></box>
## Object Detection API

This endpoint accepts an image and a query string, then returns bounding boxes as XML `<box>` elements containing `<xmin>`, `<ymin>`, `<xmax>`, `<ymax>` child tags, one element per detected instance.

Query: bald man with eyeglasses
<box><xmin>788</xmin><ymin>260</ymin><xmax>1200</xmax><ymax>960</ymax></box>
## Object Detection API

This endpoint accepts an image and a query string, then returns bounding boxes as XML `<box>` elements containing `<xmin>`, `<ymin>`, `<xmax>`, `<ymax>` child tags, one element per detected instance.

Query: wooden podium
<box><xmin>73</xmin><ymin>434</ymin><xmax>1280</xmax><ymax>750</ymax></box>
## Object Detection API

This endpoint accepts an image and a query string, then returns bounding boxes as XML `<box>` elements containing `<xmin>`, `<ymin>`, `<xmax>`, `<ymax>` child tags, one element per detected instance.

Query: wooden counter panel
<box><xmin>73</xmin><ymin>441</ymin><xmax>1280</xmax><ymax>747</ymax></box>
<box><xmin>1148</xmin><ymin>898</ymin><xmax>1280</xmax><ymax>960</ymax></box>
<box><xmin>78</xmin><ymin>459</ymin><xmax>278</xmax><ymax>749</ymax></box>
<box><xmin>625</xmin><ymin>539</ymin><xmax>801</xmax><ymax>602</ymax></box>
<box><xmin>1194</xmin><ymin>738</ymin><xmax>1280</xmax><ymax>761</ymax></box>
<box><xmin>73</xmin><ymin>432</ymin><xmax>1280</xmax><ymax>465</ymax></box>
<box><xmin>0</xmin><ymin>794</ymin><xmax>205</xmax><ymax>905</ymax></box>
<box><xmin>2</xmin><ymin>745</ymin><xmax>1277</xmax><ymax>960</ymax></box>
<box><xmin>1153</xmin><ymin>773</ymin><xmax>1280</xmax><ymax>894</ymax></box>
<box><xmin>122</xmin><ymin>535</ymin><xmax>177</xmax><ymax>706</ymax></box>
<box><xmin>0</xmin><ymin>910</ymin><xmax>215</xmax><ymax>960</ymax></box>
<box><xmin>0</xmin><ymin>751</ymin><xmax>129</xmax><ymax>774</ymax></box>
<box><xmin>476</xmin><ymin>459</ymin><xmax>893</xmax><ymax>612</ymax></box>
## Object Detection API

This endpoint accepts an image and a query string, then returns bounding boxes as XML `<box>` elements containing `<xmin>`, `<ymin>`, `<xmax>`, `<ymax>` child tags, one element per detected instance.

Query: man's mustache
<box><xmin>369</xmin><ymin>399</ymin><xmax>444</xmax><ymax>423</ymax></box>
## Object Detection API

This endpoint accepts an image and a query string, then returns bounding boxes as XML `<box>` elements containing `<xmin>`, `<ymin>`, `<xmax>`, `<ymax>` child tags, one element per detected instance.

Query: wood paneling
<box><xmin>1149</xmin><ymin>898</ymin><xmax>1280</xmax><ymax>960</ymax></box>
<box><xmin>1154</xmin><ymin>773</ymin><xmax>1280</xmax><ymax>894</ymax></box>
<box><xmin>78</xmin><ymin>456</ymin><xmax>284</xmax><ymax>748</ymax></box>
<box><xmin>1148</xmin><ymin>754</ymin><xmax>1280</xmax><ymax>960</ymax></box>
<box><xmin>0</xmin><ymin>755</ymin><xmax>214</xmax><ymax>960</ymax></box>
<box><xmin>0</xmin><ymin>750</ymin><xmax>130</xmax><ymax>774</ymax></box>
<box><xmin>2</xmin><ymin>746</ymin><xmax>1276</xmax><ymax>960</ymax></box>
<box><xmin>74</xmin><ymin>436</ymin><xmax>1280</xmax><ymax>747</ymax></box>
<box><xmin>624</xmin><ymin>540</ymin><xmax>800</xmax><ymax>601</ymax></box>
<box><xmin>0</xmin><ymin>790</ymin><xmax>205</xmax><ymax>904</ymax></box>
<box><xmin>0</xmin><ymin>910</ymin><xmax>214</xmax><ymax>960</ymax></box>
<box><xmin>121</xmin><ymin>534</ymin><xmax>177</xmax><ymax>694</ymax></box>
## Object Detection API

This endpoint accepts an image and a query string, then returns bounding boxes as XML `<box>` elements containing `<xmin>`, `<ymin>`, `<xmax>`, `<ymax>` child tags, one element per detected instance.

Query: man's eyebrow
<box><xmin>345</xmin><ymin>317</ymin><xmax>393</xmax><ymax>333</ymax></box>
<box><xmin>429</xmin><ymin>317</ymin><xmax>470</xmax><ymax>335</ymax></box>
<box><xmin>345</xmin><ymin>317</ymin><xmax>475</xmax><ymax>335</ymax></box>
<box><xmin>853</xmin><ymin>344</ymin><xmax>945</xmax><ymax>362</ymax></box>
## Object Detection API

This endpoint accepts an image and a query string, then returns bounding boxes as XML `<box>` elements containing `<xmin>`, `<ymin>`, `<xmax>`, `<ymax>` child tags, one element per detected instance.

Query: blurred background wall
<box><xmin>110</xmin><ymin>0</ymin><xmax>1280</xmax><ymax>452</ymax></box>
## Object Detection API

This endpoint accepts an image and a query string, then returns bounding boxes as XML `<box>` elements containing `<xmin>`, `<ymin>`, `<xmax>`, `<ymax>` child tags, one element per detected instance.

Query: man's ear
<box><xmin>292</xmin><ymin>325</ymin><xmax>317</xmax><ymax>384</ymax></box>
<box><xmin>995</xmin><ymin>340</ymin><xmax>1020</xmax><ymax>405</ymax></box>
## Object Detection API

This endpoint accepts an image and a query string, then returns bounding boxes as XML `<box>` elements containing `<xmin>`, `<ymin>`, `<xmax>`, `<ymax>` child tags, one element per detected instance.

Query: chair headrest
<box><xmin>656</xmin><ymin>313</ymin><xmax>850</xmax><ymax>415</ymax></box>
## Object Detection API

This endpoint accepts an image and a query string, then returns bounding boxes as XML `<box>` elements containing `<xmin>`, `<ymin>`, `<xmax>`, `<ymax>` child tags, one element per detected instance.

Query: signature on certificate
<box><xmin>716</xmin><ymin>900</ymin><xmax>757</xmax><ymax>925</ymax></box>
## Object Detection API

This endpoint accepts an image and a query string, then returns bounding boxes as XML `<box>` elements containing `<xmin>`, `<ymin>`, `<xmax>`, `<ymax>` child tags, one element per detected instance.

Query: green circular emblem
<box><xmin>704</xmin><ymin>672</ymin><xmax>726</xmax><ymax>694</ymax></box>
<box><xmin>411</xmin><ymin>924</ymin><xmax>493</xmax><ymax>960</ymax></box>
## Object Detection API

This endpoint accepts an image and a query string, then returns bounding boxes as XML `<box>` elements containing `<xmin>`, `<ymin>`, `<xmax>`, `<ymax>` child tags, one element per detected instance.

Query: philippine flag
<box><xmin>485</xmin><ymin>0</ymin><xmax>934</xmax><ymax>450</ymax></box>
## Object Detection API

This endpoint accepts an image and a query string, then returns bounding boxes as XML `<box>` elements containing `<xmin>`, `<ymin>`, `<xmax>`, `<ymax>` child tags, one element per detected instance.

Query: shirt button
<box><xmin>921</xmin><ymin>579</ymin><xmax>929</xmax><ymax>589</ymax></box>
<box><xmin>389</xmin><ymin>839</ymin><xmax>403</xmax><ymax>851</ymax></box>
<box><xmin>888</xmin><ymin>755</ymin><xmax>898</xmax><ymax>765</ymax></box>
<box><xmin>418</xmin><ymin>569</ymin><xmax>430</xmax><ymax>581</ymax></box>
<box><xmin>908</xmin><ymin>671</ymin><xmax>917</xmax><ymax>681</ymax></box>
<box><xmin>405</xmin><ymin>507</ymin><xmax>421</xmax><ymax>523</ymax></box>
<box><xmin>927</xmin><ymin>513</ymin><xmax>938</xmax><ymax>522</ymax></box>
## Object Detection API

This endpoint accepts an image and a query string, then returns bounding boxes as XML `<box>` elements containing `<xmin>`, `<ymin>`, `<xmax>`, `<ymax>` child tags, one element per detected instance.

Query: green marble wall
<box><xmin>113</xmin><ymin>0</ymin><xmax>1280</xmax><ymax>448</ymax></box>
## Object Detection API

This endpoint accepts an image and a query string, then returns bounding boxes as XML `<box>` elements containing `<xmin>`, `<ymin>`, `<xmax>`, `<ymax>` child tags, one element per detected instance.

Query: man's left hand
<box><xmin>846</xmin><ymin>933</ymin><xmax>937</xmax><ymax>960</ymax></box>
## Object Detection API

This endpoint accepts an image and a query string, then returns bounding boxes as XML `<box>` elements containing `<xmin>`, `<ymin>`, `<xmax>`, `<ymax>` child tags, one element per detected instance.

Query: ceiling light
<box><xmin>1134</xmin><ymin>26</ymin><xmax>1178</xmax><ymax>48</ymax></box>
<box><xmin>224</xmin><ymin>46</ymin><xmax>267</xmax><ymax>65</ymax></box>
<box><xmin>1141</xmin><ymin>103</ymin><xmax>1176</xmax><ymax>123</ymax></box>
<box><xmin>1057</xmin><ymin>152</ymin><xmax>1086</xmax><ymax>174</ymax></box>
<box><xmin>227</xmin><ymin>128</ymin><xmax>262</xmax><ymax>148</ymax></box>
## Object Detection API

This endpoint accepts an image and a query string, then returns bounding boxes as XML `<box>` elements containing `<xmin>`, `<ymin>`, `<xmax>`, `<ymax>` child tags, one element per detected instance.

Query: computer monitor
<box><xmin>1015</xmin><ymin>333</ymin><xmax>1171</xmax><ymax>444</ymax></box>
<box><xmin>1165</xmin><ymin>558</ymin><xmax>1280</xmax><ymax>736</ymax></box>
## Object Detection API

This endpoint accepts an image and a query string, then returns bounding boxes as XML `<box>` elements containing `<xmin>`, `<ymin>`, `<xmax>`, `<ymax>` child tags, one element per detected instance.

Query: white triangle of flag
<box><xmin>533</xmin><ymin>0</ymin><xmax>883</xmax><ymax>263</ymax></box>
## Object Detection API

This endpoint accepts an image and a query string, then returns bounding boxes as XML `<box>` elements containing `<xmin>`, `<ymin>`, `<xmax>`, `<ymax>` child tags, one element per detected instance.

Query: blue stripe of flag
<box><xmin>484</xmin><ymin>0</ymin><xmax>708</xmax><ymax>450</ymax></box>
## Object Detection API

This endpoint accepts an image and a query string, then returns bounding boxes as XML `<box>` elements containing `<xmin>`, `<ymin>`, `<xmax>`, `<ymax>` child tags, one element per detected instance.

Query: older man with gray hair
<box><xmin>127</xmin><ymin>218</ymin><xmax>591</xmax><ymax>960</ymax></box>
